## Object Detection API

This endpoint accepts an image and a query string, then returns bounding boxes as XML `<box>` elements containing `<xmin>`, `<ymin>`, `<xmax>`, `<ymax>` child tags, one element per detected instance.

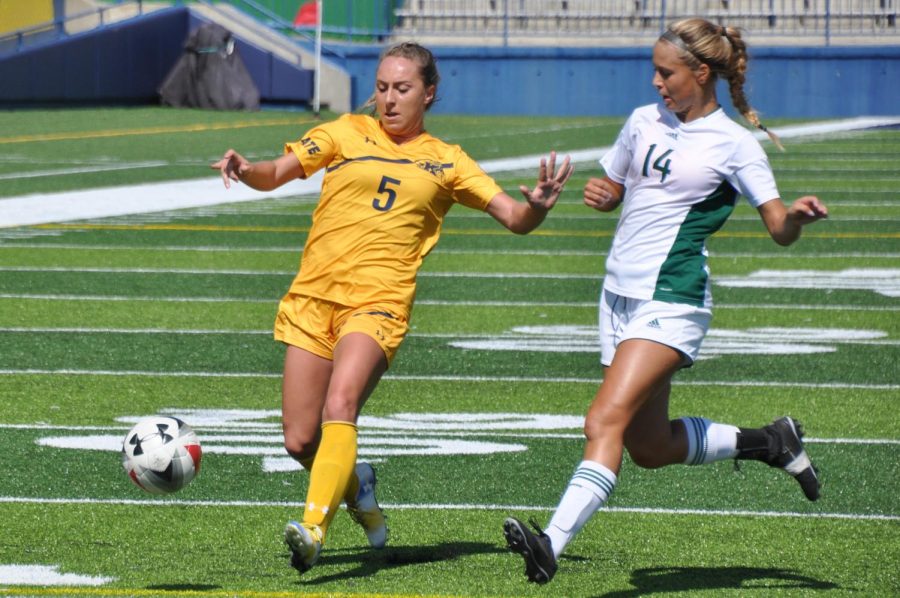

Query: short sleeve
<box><xmin>449</xmin><ymin>148</ymin><xmax>503</xmax><ymax>211</ymax></box>
<box><xmin>599</xmin><ymin>114</ymin><xmax>635</xmax><ymax>184</ymax></box>
<box><xmin>728</xmin><ymin>134</ymin><xmax>780</xmax><ymax>208</ymax></box>
<box><xmin>284</xmin><ymin>122</ymin><xmax>338</xmax><ymax>179</ymax></box>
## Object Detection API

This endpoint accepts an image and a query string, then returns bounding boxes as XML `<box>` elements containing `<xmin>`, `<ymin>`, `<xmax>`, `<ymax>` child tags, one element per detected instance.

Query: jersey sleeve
<box><xmin>728</xmin><ymin>134</ymin><xmax>780</xmax><ymax>208</ymax></box>
<box><xmin>448</xmin><ymin>147</ymin><xmax>503</xmax><ymax>211</ymax></box>
<box><xmin>284</xmin><ymin>120</ymin><xmax>340</xmax><ymax>179</ymax></box>
<box><xmin>599</xmin><ymin>112</ymin><xmax>636</xmax><ymax>184</ymax></box>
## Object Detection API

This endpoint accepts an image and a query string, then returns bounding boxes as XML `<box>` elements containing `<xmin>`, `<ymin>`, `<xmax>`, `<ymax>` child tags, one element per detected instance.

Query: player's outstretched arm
<box><xmin>758</xmin><ymin>195</ymin><xmax>829</xmax><ymax>246</ymax></box>
<box><xmin>487</xmin><ymin>151</ymin><xmax>574</xmax><ymax>234</ymax></box>
<box><xmin>210</xmin><ymin>150</ymin><xmax>304</xmax><ymax>191</ymax></box>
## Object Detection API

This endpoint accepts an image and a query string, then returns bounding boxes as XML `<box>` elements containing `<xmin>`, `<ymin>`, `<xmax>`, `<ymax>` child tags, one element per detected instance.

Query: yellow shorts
<box><xmin>273</xmin><ymin>293</ymin><xmax>409</xmax><ymax>365</ymax></box>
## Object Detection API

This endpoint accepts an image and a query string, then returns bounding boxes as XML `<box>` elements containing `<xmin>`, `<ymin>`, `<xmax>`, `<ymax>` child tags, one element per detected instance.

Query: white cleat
<box><xmin>346</xmin><ymin>462</ymin><xmax>388</xmax><ymax>549</ymax></box>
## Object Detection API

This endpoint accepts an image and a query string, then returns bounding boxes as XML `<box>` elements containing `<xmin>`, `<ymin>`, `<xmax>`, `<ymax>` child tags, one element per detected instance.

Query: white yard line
<box><xmin>2</xmin><ymin>116</ymin><xmax>898</xmax><ymax>228</ymax></box>
<box><xmin>0</xmin><ymin>495</ymin><xmax>894</xmax><ymax>521</ymax></box>
<box><xmin>2</xmin><ymin>242</ymin><xmax>899</xmax><ymax>260</ymax></box>
<box><xmin>1</xmin><ymin>292</ymin><xmax>898</xmax><ymax>311</ymax></box>
<box><xmin>0</xmin><ymin>368</ymin><xmax>896</xmax><ymax>390</ymax></box>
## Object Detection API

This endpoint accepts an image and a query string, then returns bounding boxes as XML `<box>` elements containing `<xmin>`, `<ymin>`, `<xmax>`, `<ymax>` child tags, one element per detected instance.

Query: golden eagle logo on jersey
<box><xmin>416</xmin><ymin>159</ymin><xmax>446</xmax><ymax>178</ymax></box>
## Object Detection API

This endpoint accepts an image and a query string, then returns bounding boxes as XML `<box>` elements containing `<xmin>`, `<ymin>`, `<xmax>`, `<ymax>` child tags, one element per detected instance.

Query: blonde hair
<box><xmin>360</xmin><ymin>41</ymin><xmax>440</xmax><ymax>113</ymax></box>
<box><xmin>664</xmin><ymin>18</ymin><xmax>783</xmax><ymax>150</ymax></box>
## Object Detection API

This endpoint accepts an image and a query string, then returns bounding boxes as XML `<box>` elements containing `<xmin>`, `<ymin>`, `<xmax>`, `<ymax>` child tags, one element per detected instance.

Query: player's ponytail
<box><xmin>665</xmin><ymin>19</ymin><xmax>784</xmax><ymax>150</ymax></box>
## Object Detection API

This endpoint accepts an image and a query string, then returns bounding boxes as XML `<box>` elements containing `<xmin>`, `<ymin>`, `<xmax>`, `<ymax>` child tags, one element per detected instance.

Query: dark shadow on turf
<box><xmin>597</xmin><ymin>566</ymin><xmax>839</xmax><ymax>596</ymax></box>
<box><xmin>286</xmin><ymin>541</ymin><xmax>507</xmax><ymax>585</ymax></box>
<box><xmin>146</xmin><ymin>584</ymin><xmax>221</xmax><ymax>591</ymax></box>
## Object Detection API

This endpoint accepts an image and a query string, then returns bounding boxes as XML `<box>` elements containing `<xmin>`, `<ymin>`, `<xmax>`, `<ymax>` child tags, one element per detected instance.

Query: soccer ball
<box><xmin>121</xmin><ymin>416</ymin><xmax>202</xmax><ymax>494</ymax></box>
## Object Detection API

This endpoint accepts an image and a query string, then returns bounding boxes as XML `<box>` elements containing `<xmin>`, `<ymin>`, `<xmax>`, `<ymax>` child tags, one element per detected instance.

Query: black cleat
<box><xmin>765</xmin><ymin>417</ymin><xmax>821</xmax><ymax>501</ymax></box>
<box><xmin>503</xmin><ymin>517</ymin><xmax>558</xmax><ymax>584</ymax></box>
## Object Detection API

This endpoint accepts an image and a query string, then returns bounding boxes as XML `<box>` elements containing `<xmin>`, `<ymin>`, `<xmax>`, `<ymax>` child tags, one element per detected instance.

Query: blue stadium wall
<box><xmin>0</xmin><ymin>6</ymin><xmax>312</xmax><ymax>106</ymax></box>
<box><xmin>335</xmin><ymin>44</ymin><xmax>900</xmax><ymax>118</ymax></box>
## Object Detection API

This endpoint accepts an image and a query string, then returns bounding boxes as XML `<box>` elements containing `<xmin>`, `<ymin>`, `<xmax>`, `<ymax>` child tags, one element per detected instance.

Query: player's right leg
<box><xmin>281</xmin><ymin>344</ymin><xmax>333</xmax><ymax>574</ymax></box>
<box><xmin>506</xmin><ymin>339</ymin><xmax>683</xmax><ymax>583</ymax></box>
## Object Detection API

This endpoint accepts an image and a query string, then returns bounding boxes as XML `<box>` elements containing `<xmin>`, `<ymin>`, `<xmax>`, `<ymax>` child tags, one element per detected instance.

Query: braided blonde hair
<box><xmin>665</xmin><ymin>18</ymin><xmax>783</xmax><ymax>150</ymax></box>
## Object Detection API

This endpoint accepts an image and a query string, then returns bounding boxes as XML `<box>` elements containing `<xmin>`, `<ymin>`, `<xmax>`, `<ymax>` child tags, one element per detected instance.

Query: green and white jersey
<box><xmin>600</xmin><ymin>103</ymin><xmax>779</xmax><ymax>308</ymax></box>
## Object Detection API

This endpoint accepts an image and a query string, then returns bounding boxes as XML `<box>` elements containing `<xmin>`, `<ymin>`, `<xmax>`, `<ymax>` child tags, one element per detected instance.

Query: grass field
<box><xmin>0</xmin><ymin>107</ymin><xmax>898</xmax><ymax>597</ymax></box>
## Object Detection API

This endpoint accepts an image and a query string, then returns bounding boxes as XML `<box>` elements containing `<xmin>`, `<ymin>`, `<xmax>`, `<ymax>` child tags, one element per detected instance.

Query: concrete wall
<box><xmin>334</xmin><ymin>44</ymin><xmax>900</xmax><ymax>118</ymax></box>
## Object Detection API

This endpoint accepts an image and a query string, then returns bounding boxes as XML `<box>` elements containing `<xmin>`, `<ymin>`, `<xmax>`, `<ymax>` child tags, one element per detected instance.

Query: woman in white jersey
<box><xmin>504</xmin><ymin>18</ymin><xmax>829</xmax><ymax>584</ymax></box>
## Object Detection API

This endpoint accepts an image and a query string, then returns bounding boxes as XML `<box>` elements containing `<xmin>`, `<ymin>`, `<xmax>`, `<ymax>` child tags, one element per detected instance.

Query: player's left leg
<box><xmin>302</xmin><ymin>332</ymin><xmax>387</xmax><ymax>538</ymax></box>
<box><xmin>627</xmin><ymin>389</ymin><xmax>820</xmax><ymax>500</ymax></box>
<box><xmin>735</xmin><ymin>416</ymin><xmax>820</xmax><ymax>501</ymax></box>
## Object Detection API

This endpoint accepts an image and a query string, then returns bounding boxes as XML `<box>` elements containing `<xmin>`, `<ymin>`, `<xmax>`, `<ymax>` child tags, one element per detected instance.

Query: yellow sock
<box><xmin>302</xmin><ymin>421</ymin><xmax>358</xmax><ymax>538</ymax></box>
<box><xmin>299</xmin><ymin>454</ymin><xmax>360</xmax><ymax>505</ymax></box>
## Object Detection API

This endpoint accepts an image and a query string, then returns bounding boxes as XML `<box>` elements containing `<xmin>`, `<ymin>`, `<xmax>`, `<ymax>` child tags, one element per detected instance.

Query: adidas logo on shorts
<box><xmin>647</xmin><ymin>318</ymin><xmax>662</xmax><ymax>329</ymax></box>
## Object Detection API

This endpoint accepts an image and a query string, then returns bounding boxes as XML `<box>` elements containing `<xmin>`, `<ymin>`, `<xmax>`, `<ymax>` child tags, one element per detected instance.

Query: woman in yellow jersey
<box><xmin>212</xmin><ymin>41</ymin><xmax>574</xmax><ymax>575</ymax></box>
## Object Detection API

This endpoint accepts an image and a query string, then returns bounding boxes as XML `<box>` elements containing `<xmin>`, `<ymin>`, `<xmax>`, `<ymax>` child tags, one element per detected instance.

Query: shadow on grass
<box><xmin>146</xmin><ymin>584</ymin><xmax>221</xmax><ymax>591</ymax></box>
<box><xmin>598</xmin><ymin>566</ymin><xmax>839</xmax><ymax>597</ymax></box>
<box><xmin>289</xmin><ymin>540</ymin><xmax>506</xmax><ymax>585</ymax></box>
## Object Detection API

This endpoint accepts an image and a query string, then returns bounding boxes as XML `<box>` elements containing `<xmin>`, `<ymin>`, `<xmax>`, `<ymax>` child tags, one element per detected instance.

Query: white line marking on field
<box><xmin>4</xmin><ymin>421</ymin><xmax>896</xmax><ymax>446</ymax></box>
<box><xmin>0</xmin><ymin>265</ymin><xmax>599</xmax><ymax>279</ymax></box>
<box><xmin>0</xmin><ymin>496</ymin><xmax>895</xmax><ymax>522</ymax></box>
<box><xmin>1</xmin><ymin>293</ymin><xmax>898</xmax><ymax>310</ymax></box>
<box><xmin>0</xmin><ymin>161</ymin><xmax>167</xmax><ymax>180</ymax></box>
<box><xmin>0</xmin><ymin>563</ymin><xmax>114</xmax><ymax>586</ymax></box>
<box><xmin>3</xmin><ymin>326</ymin><xmax>897</xmax><ymax>351</ymax></box>
<box><xmin>0</xmin><ymin>368</ymin><xmax>895</xmax><ymax>389</ymax></box>
<box><xmin>1</xmin><ymin>242</ymin><xmax>900</xmax><ymax>260</ymax></box>
<box><xmin>2</xmin><ymin>116</ymin><xmax>897</xmax><ymax>228</ymax></box>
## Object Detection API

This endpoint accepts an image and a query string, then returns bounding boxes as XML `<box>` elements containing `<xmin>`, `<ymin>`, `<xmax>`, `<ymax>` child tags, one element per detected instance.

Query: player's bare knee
<box><xmin>322</xmin><ymin>394</ymin><xmax>362</xmax><ymax>423</ymax></box>
<box><xmin>626</xmin><ymin>442</ymin><xmax>670</xmax><ymax>469</ymax></box>
<box><xmin>283</xmin><ymin>432</ymin><xmax>318</xmax><ymax>462</ymax></box>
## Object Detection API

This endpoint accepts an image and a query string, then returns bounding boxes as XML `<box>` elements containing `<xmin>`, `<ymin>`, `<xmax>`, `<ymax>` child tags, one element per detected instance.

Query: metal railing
<box><xmin>216</xmin><ymin>0</ymin><xmax>900</xmax><ymax>45</ymax></box>
<box><xmin>391</xmin><ymin>0</ymin><xmax>899</xmax><ymax>45</ymax></box>
<box><xmin>2</xmin><ymin>0</ymin><xmax>896</xmax><ymax>52</ymax></box>
<box><xmin>0</xmin><ymin>0</ymin><xmax>157</xmax><ymax>56</ymax></box>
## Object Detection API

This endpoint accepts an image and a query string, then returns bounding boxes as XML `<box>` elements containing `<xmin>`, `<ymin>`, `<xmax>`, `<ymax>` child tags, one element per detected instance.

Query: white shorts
<box><xmin>599</xmin><ymin>288</ymin><xmax>712</xmax><ymax>368</ymax></box>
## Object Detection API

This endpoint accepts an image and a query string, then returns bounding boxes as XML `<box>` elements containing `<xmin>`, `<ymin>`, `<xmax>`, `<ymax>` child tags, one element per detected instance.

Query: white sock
<box><xmin>681</xmin><ymin>417</ymin><xmax>739</xmax><ymax>465</ymax></box>
<box><xmin>545</xmin><ymin>460</ymin><xmax>617</xmax><ymax>558</ymax></box>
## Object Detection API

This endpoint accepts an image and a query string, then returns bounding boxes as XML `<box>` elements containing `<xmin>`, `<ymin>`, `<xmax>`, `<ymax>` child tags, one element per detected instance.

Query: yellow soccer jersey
<box><xmin>284</xmin><ymin>113</ymin><xmax>503</xmax><ymax>308</ymax></box>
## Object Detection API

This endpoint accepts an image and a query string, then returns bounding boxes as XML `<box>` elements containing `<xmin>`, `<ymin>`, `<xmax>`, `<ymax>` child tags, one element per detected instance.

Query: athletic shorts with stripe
<box><xmin>274</xmin><ymin>293</ymin><xmax>410</xmax><ymax>365</ymax></box>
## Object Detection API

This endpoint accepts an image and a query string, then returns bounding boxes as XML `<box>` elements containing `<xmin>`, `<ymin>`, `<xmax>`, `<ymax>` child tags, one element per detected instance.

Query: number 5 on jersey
<box><xmin>373</xmin><ymin>176</ymin><xmax>401</xmax><ymax>211</ymax></box>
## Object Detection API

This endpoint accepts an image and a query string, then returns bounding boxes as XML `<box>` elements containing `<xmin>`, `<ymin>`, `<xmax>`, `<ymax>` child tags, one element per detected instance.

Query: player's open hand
<box><xmin>788</xmin><ymin>195</ymin><xmax>829</xmax><ymax>225</ymax></box>
<box><xmin>210</xmin><ymin>149</ymin><xmax>250</xmax><ymax>189</ymax></box>
<box><xmin>519</xmin><ymin>151</ymin><xmax>574</xmax><ymax>211</ymax></box>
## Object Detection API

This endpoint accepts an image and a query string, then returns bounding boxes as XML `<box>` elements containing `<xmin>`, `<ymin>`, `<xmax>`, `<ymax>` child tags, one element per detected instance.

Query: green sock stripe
<box><xmin>572</xmin><ymin>466</ymin><xmax>616</xmax><ymax>499</ymax></box>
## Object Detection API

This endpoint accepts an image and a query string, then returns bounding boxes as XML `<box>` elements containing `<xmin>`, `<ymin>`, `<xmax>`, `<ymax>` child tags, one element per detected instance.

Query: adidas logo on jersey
<box><xmin>647</xmin><ymin>318</ymin><xmax>662</xmax><ymax>329</ymax></box>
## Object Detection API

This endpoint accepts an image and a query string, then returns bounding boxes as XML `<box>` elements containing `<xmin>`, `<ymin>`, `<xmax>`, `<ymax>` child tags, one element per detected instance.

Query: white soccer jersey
<box><xmin>600</xmin><ymin>103</ymin><xmax>779</xmax><ymax>308</ymax></box>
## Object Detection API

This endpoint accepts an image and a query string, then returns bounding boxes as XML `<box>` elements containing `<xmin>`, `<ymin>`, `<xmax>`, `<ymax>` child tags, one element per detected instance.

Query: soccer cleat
<box><xmin>765</xmin><ymin>416</ymin><xmax>821</xmax><ymax>501</ymax></box>
<box><xmin>284</xmin><ymin>520</ymin><xmax>322</xmax><ymax>574</ymax></box>
<box><xmin>346</xmin><ymin>462</ymin><xmax>387</xmax><ymax>549</ymax></box>
<box><xmin>503</xmin><ymin>517</ymin><xmax>558</xmax><ymax>584</ymax></box>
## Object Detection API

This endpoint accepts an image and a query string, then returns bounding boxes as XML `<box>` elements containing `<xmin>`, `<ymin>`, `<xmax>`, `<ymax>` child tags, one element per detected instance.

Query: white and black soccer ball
<box><xmin>121</xmin><ymin>416</ymin><xmax>202</xmax><ymax>494</ymax></box>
